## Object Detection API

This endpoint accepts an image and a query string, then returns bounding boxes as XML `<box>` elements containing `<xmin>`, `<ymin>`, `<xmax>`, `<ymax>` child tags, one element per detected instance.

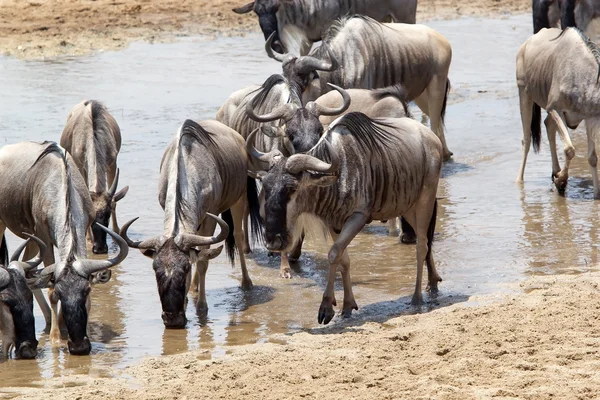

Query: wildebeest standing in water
<box><xmin>60</xmin><ymin>100</ymin><xmax>129</xmax><ymax>254</ymax></box>
<box><xmin>232</xmin><ymin>0</ymin><xmax>417</xmax><ymax>55</ymax></box>
<box><xmin>0</xmin><ymin>234</ymin><xmax>45</xmax><ymax>359</ymax></box>
<box><xmin>121</xmin><ymin>119</ymin><xmax>262</xmax><ymax>328</ymax></box>
<box><xmin>516</xmin><ymin>27</ymin><xmax>600</xmax><ymax>198</ymax></box>
<box><xmin>247</xmin><ymin>111</ymin><xmax>443</xmax><ymax>324</ymax></box>
<box><xmin>267</xmin><ymin>15</ymin><xmax>454</xmax><ymax>161</ymax></box>
<box><xmin>0</xmin><ymin>141</ymin><xmax>129</xmax><ymax>355</ymax></box>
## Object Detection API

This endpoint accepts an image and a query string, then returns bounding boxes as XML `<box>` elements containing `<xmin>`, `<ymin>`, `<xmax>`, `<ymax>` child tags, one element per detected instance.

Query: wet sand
<box><xmin>0</xmin><ymin>0</ymin><xmax>530</xmax><ymax>59</ymax></box>
<box><xmin>14</xmin><ymin>272</ymin><xmax>600</xmax><ymax>399</ymax></box>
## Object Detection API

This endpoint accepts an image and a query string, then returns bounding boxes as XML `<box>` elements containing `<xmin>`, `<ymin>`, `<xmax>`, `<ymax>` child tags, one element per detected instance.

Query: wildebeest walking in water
<box><xmin>60</xmin><ymin>100</ymin><xmax>129</xmax><ymax>254</ymax></box>
<box><xmin>267</xmin><ymin>15</ymin><xmax>454</xmax><ymax>161</ymax></box>
<box><xmin>247</xmin><ymin>110</ymin><xmax>443</xmax><ymax>324</ymax></box>
<box><xmin>0</xmin><ymin>141</ymin><xmax>129</xmax><ymax>355</ymax></box>
<box><xmin>121</xmin><ymin>119</ymin><xmax>262</xmax><ymax>327</ymax></box>
<box><xmin>0</xmin><ymin>234</ymin><xmax>45</xmax><ymax>359</ymax></box>
<box><xmin>232</xmin><ymin>0</ymin><xmax>417</xmax><ymax>55</ymax></box>
<box><xmin>516</xmin><ymin>27</ymin><xmax>600</xmax><ymax>198</ymax></box>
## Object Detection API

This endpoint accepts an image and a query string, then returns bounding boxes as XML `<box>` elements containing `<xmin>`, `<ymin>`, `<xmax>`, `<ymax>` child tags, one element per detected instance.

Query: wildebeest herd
<box><xmin>0</xmin><ymin>0</ymin><xmax>597</xmax><ymax>359</ymax></box>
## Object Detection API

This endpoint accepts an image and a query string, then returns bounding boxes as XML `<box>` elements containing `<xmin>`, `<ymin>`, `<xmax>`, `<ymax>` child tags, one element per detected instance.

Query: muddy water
<box><xmin>1</xmin><ymin>14</ymin><xmax>599</xmax><ymax>392</ymax></box>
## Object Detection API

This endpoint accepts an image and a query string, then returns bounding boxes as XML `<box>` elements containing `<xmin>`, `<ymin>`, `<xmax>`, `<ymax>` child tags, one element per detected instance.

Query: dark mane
<box><xmin>173</xmin><ymin>120</ymin><xmax>222</xmax><ymax>229</ymax></box>
<box><xmin>571</xmin><ymin>27</ymin><xmax>600</xmax><ymax>83</ymax></box>
<box><xmin>319</xmin><ymin>14</ymin><xmax>382</xmax><ymax>45</ymax></box>
<box><xmin>32</xmin><ymin>141</ymin><xmax>78</xmax><ymax>261</ymax></box>
<box><xmin>87</xmin><ymin>100</ymin><xmax>111</xmax><ymax>173</ymax></box>
<box><xmin>247</xmin><ymin>74</ymin><xmax>298</xmax><ymax>111</ymax></box>
<box><xmin>313</xmin><ymin>112</ymin><xmax>396</xmax><ymax>160</ymax></box>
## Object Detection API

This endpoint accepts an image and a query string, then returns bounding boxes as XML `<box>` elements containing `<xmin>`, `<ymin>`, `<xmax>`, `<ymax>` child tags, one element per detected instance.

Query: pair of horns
<box><xmin>245</xmin><ymin>83</ymin><xmax>351</xmax><ymax>123</ymax></box>
<box><xmin>246</xmin><ymin>128</ymin><xmax>340</xmax><ymax>175</ymax></box>
<box><xmin>0</xmin><ymin>233</ymin><xmax>46</xmax><ymax>289</ymax></box>
<box><xmin>265</xmin><ymin>32</ymin><xmax>338</xmax><ymax>75</ymax></box>
<box><xmin>120</xmin><ymin>213</ymin><xmax>229</xmax><ymax>252</ymax></box>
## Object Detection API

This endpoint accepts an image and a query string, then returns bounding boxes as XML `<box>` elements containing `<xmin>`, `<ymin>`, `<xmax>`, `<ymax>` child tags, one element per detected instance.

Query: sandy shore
<box><xmin>0</xmin><ymin>0</ymin><xmax>530</xmax><ymax>59</ymax></box>
<box><xmin>12</xmin><ymin>271</ymin><xmax>600</xmax><ymax>399</ymax></box>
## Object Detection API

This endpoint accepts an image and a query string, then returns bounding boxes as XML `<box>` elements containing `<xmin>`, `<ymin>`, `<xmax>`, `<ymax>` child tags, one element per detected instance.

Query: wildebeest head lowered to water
<box><xmin>0</xmin><ymin>234</ymin><xmax>45</xmax><ymax>359</ymax></box>
<box><xmin>0</xmin><ymin>141</ymin><xmax>129</xmax><ymax>355</ymax></box>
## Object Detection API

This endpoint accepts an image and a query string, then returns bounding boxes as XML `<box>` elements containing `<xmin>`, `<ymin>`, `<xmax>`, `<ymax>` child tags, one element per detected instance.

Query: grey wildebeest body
<box><xmin>232</xmin><ymin>0</ymin><xmax>417</xmax><ymax>55</ymax></box>
<box><xmin>247</xmin><ymin>113</ymin><xmax>442</xmax><ymax>324</ymax></box>
<box><xmin>0</xmin><ymin>235</ymin><xmax>45</xmax><ymax>359</ymax></box>
<box><xmin>121</xmin><ymin>120</ymin><xmax>261</xmax><ymax>327</ymax></box>
<box><xmin>60</xmin><ymin>100</ymin><xmax>129</xmax><ymax>254</ymax></box>
<box><xmin>516</xmin><ymin>27</ymin><xmax>600</xmax><ymax>197</ymax></box>
<box><xmin>0</xmin><ymin>141</ymin><xmax>129</xmax><ymax>355</ymax></box>
<box><xmin>269</xmin><ymin>15</ymin><xmax>453</xmax><ymax>160</ymax></box>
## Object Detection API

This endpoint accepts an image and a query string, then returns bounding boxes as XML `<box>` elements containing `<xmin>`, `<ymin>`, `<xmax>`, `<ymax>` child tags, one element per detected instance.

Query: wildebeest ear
<box><xmin>26</xmin><ymin>273</ymin><xmax>53</xmax><ymax>290</ymax></box>
<box><xmin>232</xmin><ymin>2</ymin><xmax>255</xmax><ymax>13</ymax></box>
<box><xmin>91</xmin><ymin>269</ymin><xmax>112</xmax><ymax>285</ymax></box>
<box><xmin>140</xmin><ymin>248</ymin><xmax>156</xmax><ymax>259</ymax></box>
<box><xmin>196</xmin><ymin>246</ymin><xmax>224</xmax><ymax>262</ymax></box>
<box><xmin>306</xmin><ymin>173</ymin><xmax>338</xmax><ymax>187</ymax></box>
<box><xmin>113</xmin><ymin>186</ymin><xmax>129</xmax><ymax>202</ymax></box>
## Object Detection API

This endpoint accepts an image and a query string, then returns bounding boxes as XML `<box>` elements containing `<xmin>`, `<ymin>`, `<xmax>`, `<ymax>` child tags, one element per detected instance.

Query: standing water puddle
<box><xmin>2</xmin><ymin>14</ymin><xmax>600</xmax><ymax>392</ymax></box>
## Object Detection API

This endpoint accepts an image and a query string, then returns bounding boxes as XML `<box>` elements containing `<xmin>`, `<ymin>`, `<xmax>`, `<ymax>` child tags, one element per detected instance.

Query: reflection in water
<box><xmin>1</xmin><ymin>13</ymin><xmax>599</xmax><ymax>392</ymax></box>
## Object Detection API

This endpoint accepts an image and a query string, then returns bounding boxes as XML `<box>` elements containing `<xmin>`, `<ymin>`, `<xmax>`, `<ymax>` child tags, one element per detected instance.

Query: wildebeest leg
<box><xmin>288</xmin><ymin>232</ymin><xmax>304</xmax><ymax>262</ymax></box>
<box><xmin>549</xmin><ymin>111</ymin><xmax>575</xmax><ymax>191</ymax></box>
<box><xmin>48</xmin><ymin>289</ymin><xmax>61</xmax><ymax>345</ymax></box>
<box><xmin>516</xmin><ymin>87</ymin><xmax>534</xmax><ymax>183</ymax></box>
<box><xmin>318</xmin><ymin>212</ymin><xmax>368</xmax><ymax>325</ymax></box>
<box><xmin>387</xmin><ymin>218</ymin><xmax>399</xmax><ymax>236</ymax></box>
<box><xmin>329</xmin><ymin>229</ymin><xmax>357</xmax><ymax>318</ymax></box>
<box><xmin>194</xmin><ymin>217</ymin><xmax>217</xmax><ymax>312</ymax></box>
<box><xmin>107</xmin><ymin>162</ymin><xmax>119</xmax><ymax>232</ymax></box>
<box><xmin>419</xmin><ymin>77</ymin><xmax>453</xmax><ymax>161</ymax></box>
<box><xmin>231</xmin><ymin>198</ymin><xmax>253</xmax><ymax>290</ymax></box>
<box><xmin>280</xmin><ymin>253</ymin><xmax>292</xmax><ymax>279</ymax></box>
<box><xmin>545</xmin><ymin>113</ymin><xmax>562</xmax><ymax>180</ymax></box>
<box><xmin>585</xmin><ymin>118</ymin><xmax>600</xmax><ymax>199</ymax></box>
<box><xmin>242</xmin><ymin>204</ymin><xmax>251</xmax><ymax>254</ymax></box>
<box><xmin>22</xmin><ymin>240</ymin><xmax>53</xmax><ymax>326</ymax></box>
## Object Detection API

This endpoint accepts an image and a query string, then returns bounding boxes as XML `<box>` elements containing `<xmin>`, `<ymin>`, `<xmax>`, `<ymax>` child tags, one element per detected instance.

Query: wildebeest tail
<box><xmin>441</xmin><ymin>79</ymin><xmax>451</xmax><ymax>124</ymax></box>
<box><xmin>426</xmin><ymin>199</ymin><xmax>438</xmax><ymax>262</ymax></box>
<box><xmin>531</xmin><ymin>103</ymin><xmax>542</xmax><ymax>153</ymax></box>
<box><xmin>221</xmin><ymin>209</ymin><xmax>237</xmax><ymax>265</ymax></box>
<box><xmin>0</xmin><ymin>235</ymin><xmax>8</xmax><ymax>267</ymax></box>
<box><xmin>247</xmin><ymin>176</ymin><xmax>264</xmax><ymax>248</ymax></box>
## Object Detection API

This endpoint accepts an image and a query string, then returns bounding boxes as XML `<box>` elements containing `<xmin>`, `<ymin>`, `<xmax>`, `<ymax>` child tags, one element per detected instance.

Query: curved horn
<box><xmin>176</xmin><ymin>213</ymin><xmax>230</xmax><ymax>250</ymax></box>
<box><xmin>74</xmin><ymin>223</ymin><xmax>129</xmax><ymax>276</ymax></box>
<box><xmin>265</xmin><ymin>32</ymin><xmax>294</xmax><ymax>63</ymax></box>
<box><xmin>285</xmin><ymin>138</ymin><xmax>340</xmax><ymax>175</ymax></box>
<box><xmin>296</xmin><ymin>43</ymin><xmax>338</xmax><ymax>74</ymax></box>
<box><xmin>120</xmin><ymin>217</ymin><xmax>162</xmax><ymax>250</ymax></box>
<box><xmin>245</xmin><ymin>96</ymin><xmax>296</xmax><ymax>123</ymax></box>
<box><xmin>108</xmin><ymin>168</ymin><xmax>120</xmax><ymax>198</ymax></box>
<box><xmin>310</xmin><ymin>83</ymin><xmax>351</xmax><ymax>117</ymax></box>
<box><xmin>246</xmin><ymin>128</ymin><xmax>284</xmax><ymax>166</ymax></box>
<box><xmin>10</xmin><ymin>233</ymin><xmax>46</xmax><ymax>272</ymax></box>
<box><xmin>0</xmin><ymin>268</ymin><xmax>9</xmax><ymax>291</ymax></box>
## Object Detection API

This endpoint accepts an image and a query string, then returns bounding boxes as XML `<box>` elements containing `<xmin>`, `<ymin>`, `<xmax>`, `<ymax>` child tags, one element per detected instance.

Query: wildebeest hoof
<box><xmin>280</xmin><ymin>267</ymin><xmax>292</xmax><ymax>279</ymax></box>
<box><xmin>267</xmin><ymin>251</ymin><xmax>279</xmax><ymax>258</ymax></box>
<box><xmin>401</xmin><ymin>232</ymin><xmax>417</xmax><ymax>244</ymax></box>
<box><xmin>241</xmin><ymin>278</ymin><xmax>253</xmax><ymax>291</ymax></box>
<box><xmin>318</xmin><ymin>302</ymin><xmax>336</xmax><ymax>325</ymax></box>
<box><xmin>342</xmin><ymin>299</ymin><xmax>359</xmax><ymax>318</ymax></box>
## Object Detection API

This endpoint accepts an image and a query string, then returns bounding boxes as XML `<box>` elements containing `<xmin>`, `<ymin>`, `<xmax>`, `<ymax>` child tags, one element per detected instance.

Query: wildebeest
<box><xmin>232</xmin><ymin>0</ymin><xmax>417</xmax><ymax>55</ymax></box>
<box><xmin>516</xmin><ymin>27</ymin><xmax>600</xmax><ymax>198</ymax></box>
<box><xmin>0</xmin><ymin>141</ymin><xmax>129</xmax><ymax>355</ymax></box>
<box><xmin>120</xmin><ymin>119</ymin><xmax>262</xmax><ymax>327</ymax></box>
<box><xmin>532</xmin><ymin>0</ymin><xmax>599</xmax><ymax>34</ymax></box>
<box><xmin>0</xmin><ymin>234</ymin><xmax>45</xmax><ymax>359</ymax></box>
<box><xmin>267</xmin><ymin>15</ymin><xmax>454</xmax><ymax>161</ymax></box>
<box><xmin>60</xmin><ymin>100</ymin><xmax>129</xmax><ymax>254</ymax></box>
<box><xmin>246</xmin><ymin>112</ymin><xmax>443</xmax><ymax>324</ymax></box>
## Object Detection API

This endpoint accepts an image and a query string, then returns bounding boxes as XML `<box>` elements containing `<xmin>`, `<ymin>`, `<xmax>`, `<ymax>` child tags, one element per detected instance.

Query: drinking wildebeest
<box><xmin>60</xmin><ymin>100</ymin><xmax>129</xmax><ymax>254</ymax></box>
<box><xmin>0</xmin><ymin>234</ymin><xmax>45</xmax><ymax>359</ymax></box>
<box><xmin>232</xmin><ymin>0</ymin><xmax>417</xmax><ymax>55</ymax></box>
<box><xmin>246</xmin><ymin>111</ymin><xmax>443</xmax><ymax>324</ymax></box>
<box><xmin>120</xmin><ymin>119</ymin><xmax>262</xmax><ymax>327</ymax></box>
<box><xmin>516</xmin><ymin>27</ymin><xmax>600</xmax><ymax>198</ymax></box>
<box><xmin>266</xmin><ymin>15</ymin><xmax>454</xmax><ymax>160</ymax></box>
<box><xmin>0</xmin><ymin>141</ymin><xmax>129</xmax><ymax>355</ymax></box>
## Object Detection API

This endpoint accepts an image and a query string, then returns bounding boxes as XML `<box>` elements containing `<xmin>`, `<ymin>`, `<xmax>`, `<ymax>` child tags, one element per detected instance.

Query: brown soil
<box><xmin>0</xmin><ymin>0</ymin><xmax>530</xmax><ymax>59</ymax></box>
<box><xmin>13</xmin><ymin>272</ymin><xmax>600</xmax><ymax>399</ymax></box>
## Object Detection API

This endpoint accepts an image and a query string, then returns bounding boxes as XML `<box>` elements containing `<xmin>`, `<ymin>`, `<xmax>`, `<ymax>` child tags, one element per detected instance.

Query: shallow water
<box><xmin>1</xmin><ymin>14</ymin><xmax>599</xmax><ymax>392</ymax></box>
